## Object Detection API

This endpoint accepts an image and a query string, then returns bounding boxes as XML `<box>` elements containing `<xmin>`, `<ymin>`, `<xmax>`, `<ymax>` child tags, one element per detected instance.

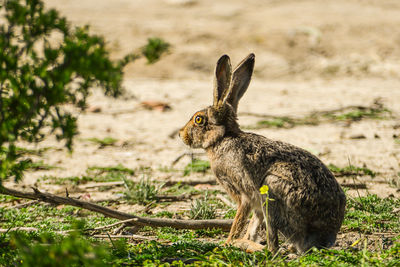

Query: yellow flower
<box><xmin>259</xmin><ymin>185</ymin><xmax>269</xmax><ymax>195</ymax></box>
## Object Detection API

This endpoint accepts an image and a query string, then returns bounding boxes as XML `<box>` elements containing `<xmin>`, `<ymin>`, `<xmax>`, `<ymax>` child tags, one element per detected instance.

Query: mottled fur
<box><xmin>179</xmin><ymin>54</ymin><xmax>346</xmax><ymax>253</ymax></box>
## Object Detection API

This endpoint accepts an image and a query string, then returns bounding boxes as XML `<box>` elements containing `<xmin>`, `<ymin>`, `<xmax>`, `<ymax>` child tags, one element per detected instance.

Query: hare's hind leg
<box><xmin>243</xmin><ymin>208</ymin><xmax>263</xmax><ymax>242</ymax></box>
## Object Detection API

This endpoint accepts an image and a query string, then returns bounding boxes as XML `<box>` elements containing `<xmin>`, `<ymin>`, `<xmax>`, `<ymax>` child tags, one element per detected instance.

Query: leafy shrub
<box><xmin>0</xmin><ymin>0</ymin><xmax>168</xmax><ymax>184</ymax></box>
<box><xmin>142</xmin><ymin>37</ymin><xmax>170</xmax><ymax>64</ymax></box>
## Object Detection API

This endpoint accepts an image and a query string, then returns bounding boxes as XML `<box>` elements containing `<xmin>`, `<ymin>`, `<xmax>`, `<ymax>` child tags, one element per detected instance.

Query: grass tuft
<box><xmin>189</xmin><ymin>192</ymin><xmax>216</xmax><ymax>220</ymax></box>
<box><xmin>123</xmin><ymin>176</ymin><xmax>164</xmax><ymax>205</ymax></box>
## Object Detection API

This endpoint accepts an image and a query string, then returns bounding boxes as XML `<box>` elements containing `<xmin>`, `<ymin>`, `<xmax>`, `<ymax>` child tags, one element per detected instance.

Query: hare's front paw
<box><xmin>231</xmin><ymin>239</ymin><xmax>265</xmax><ymax>253</ymax></box>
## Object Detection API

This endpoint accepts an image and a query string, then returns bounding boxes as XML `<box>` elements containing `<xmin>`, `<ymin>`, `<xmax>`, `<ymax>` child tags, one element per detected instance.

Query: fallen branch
<box><xmin>0</xmin><ymin>186</ymin><xmax>232</xmax><ymax>231</ymax></box>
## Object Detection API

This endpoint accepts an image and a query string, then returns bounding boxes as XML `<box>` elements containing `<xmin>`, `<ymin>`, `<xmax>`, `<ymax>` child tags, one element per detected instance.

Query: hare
<box><xmin>179</xmin><ymin>53</ymin><xmax>346</xmax><ymax>253</ymax></box>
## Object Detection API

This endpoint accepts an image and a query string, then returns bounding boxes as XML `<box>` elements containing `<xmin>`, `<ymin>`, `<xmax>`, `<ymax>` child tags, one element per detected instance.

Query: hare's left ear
<box><xmin>222</xmin><ymin>53</ymin><xmax>255</xmax><ymax>113</ymax></box>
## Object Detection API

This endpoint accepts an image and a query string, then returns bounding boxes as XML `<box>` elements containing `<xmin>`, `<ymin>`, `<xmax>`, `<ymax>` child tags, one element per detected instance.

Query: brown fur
<box><xmin>179</xmin><ymin>54</ymin><xmax>346</xmax><ymax>253</ymax></box>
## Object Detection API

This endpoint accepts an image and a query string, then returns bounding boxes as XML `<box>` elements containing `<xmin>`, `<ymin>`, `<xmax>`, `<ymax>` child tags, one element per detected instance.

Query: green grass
<box><xmin>183</xmin><ymin>159</ymin><xmax>210</xmax><ymax>176</ymax></box>
<box><xmin>1</xmin><ymin>233</ymin><xmax>398</xmax><ymax>266</ymax></box>
<box><xmin>344</xmin><ymin>194</ymin><xmax>400</xmax><ymax>233</ymax></box>
<box><xmin>87</xmin><ymin>164</ymin><xmax>135</xmax><ymax>176</ymax></box>
<box><xmin>249</xmin><ymin>103</ymin><xmax>391</xmax><ymax>129</ymax></box>
<box><xmin>0</xmin><ymin>204</ymin><xmax>118</xmax><ymax>232</ymax></box>
<box><xmin>0</xmin><ymin>190</ymin><xmax>399</xmax><ymax>266</ymax></box>
<box><xmin>39</xmin><ymin>165</ymin><xmax>134</xmax><ymax>185</ymax></box>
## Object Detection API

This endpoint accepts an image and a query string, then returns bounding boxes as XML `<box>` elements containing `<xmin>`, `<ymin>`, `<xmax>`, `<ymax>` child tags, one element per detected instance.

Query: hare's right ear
<box><xmin>225</xmin><ymin>53</ymin><xmax>255</xmax><ymax>113</ymax></box>
<box><xmin>213</xmin><ymin>55</ymin><xmax>232</xmax><ymax>107</ymax></box>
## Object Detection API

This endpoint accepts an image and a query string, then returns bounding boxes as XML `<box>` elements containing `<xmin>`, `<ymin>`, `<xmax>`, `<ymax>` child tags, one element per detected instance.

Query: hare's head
<box><xmin>179</xmin><ymin>54</ymin><xmax>255</xmax><ymax>149</ymax></box>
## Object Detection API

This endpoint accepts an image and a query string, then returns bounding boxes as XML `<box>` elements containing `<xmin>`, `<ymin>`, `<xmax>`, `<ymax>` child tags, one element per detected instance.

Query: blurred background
<box><xmin>10</xmin><ymin>0</ymin><xmax>398</xmax><ymax>198</ymax></box>
<box><xmin>45</xmin><ymin>0</ymin><xmax>400</xmax><ymax>80</ymax></box>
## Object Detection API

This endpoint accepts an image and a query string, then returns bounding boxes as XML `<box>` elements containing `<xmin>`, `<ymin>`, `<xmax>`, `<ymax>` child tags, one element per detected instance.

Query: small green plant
<box><xmin>26</xmin><ymin>160</ymin><xmax>59</xmax><ymax>171</ymax></box>
<box><xmin>86</xmin><ymin>137</ymin><xmax>118</xmax><ymax>147</ymax></box>
<box><xmin>123</xmin><ymin>176</ymin><xmax>163</xmax><ymax>205</ymax></box>
<box><xmin>183</xmin><ymin>159</ymin><xmax>210</xmax><ymax>176</ymax></box>
<box><xmin>189</xmin><ymin>191</ymin><xmax>216</xmax><ymax>220</ymax></box>
<box><xmin>164</xmin><ymin>182</ymin><xmax>199</xmax><ymax>196</ymax></box>
<box><xmin>328</xmin><ymin>164</ymin><xmax>376</xmax><ymax>177</ymax></box>
<box><xmin>142</xmin><ymin>37</ymin><xmax>170</xmax><ymax>64</ymax></box>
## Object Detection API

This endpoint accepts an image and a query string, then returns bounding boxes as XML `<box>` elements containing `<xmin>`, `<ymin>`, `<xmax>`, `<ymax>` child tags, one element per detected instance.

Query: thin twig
<box><xmin>7</xmin><ymin>200</ymin><xmax>39</xmax><ymax>209</ymax></box>
<box><xmin>171</xmin><ymin>152</ymin><xmax>205</xmax><ymax>166</ymax></box>
<box><xmin>216</xmin><ymin>194</ymin><xmax>235</xmax><ymax>208</ymax></box>
<box><xmin>164</xmin><ymin>179</ymin><xmax>216</xmax><ymax>187</ymax></box>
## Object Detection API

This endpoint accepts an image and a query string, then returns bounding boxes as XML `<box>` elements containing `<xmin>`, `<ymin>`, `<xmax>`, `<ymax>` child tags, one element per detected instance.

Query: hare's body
<box><xmin>179</xmin><ymin>54</ymin><xmax>346</xmax><ymax>253</ymax></box>
<box><xmin>207</xmin><ymin>131</ymin><xmax>345</xmax><ymax>252</ymax></box>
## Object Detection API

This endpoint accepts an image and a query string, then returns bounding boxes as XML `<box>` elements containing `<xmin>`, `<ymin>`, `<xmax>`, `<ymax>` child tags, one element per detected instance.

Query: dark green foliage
<box><xmin>183</xmin><ymin>159</ymin><xmax>210</xmax><ymax>176</ymax></box>
<box><xmin>0</xmin><ymin>0</ymin><xmax>136</xmax><ymax>184</ymax></box>
<box><xmin>142</xmin><ymin>37</ymin><xmax>170</xmax><ymax>64</ymax></box>
<box><xmin>0</xmin><ymin>0</ymin><xmax>168</xmax><ymax>184</ymax></box>
<box><xmin>0</xmin><ymin>224</ymin><xmax>125</xmax><ymax>267</ymax></box>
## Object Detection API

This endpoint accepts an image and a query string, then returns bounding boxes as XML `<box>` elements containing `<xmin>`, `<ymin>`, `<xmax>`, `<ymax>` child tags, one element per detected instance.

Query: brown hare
<box><xmin>179</xmin><ymin>54</ymin><xmax>346</xmax><ymax>253</ymax></box>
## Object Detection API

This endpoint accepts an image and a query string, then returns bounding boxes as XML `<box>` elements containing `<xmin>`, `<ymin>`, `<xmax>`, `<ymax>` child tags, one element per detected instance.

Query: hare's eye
<box><xmin>194</xmin><ymin>115</ymin><xmax>205</xmax><ymax>125</ymax></box>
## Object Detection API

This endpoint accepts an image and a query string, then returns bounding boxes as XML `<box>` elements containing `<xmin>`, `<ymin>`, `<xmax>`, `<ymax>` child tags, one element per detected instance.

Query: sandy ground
<box><xmin>4</xmin><ymin>0</ymin><xmax>400</xmax><ymax>217</ymax></box>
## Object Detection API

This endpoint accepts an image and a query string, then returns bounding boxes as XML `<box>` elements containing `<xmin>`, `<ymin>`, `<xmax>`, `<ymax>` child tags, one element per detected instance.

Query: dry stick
<box><xmin>0</xmin><ymin>227</ymin><xmax>39</xmax><ymax>233</ymax></box>
<box><xmin>8</xmin><ymin>200</ymin><xmax>39</xmax><ymax>209</ymax></box>
<box><xmin>164</xmin><ymin>179</ymin><xmax>217</xmax><ymax>187</ymax></box>
<box><xmin>0</xmin><ymin>186</ymin><xmax>232</xmax><ymax>231</ymax></box>
<box><xmin>80</xmin><ymin>181</ymin><xmax>124</xmax><ymax>189</ymax></box>
<box><xmin>92</xmin><ymin>234</ymin><xmax>155</xmax><ymax>241</ymax></box>
<box><xmin>62</xmin><ymin>218</ymin><xmax>140</xmax><ymax>234</ymax></box>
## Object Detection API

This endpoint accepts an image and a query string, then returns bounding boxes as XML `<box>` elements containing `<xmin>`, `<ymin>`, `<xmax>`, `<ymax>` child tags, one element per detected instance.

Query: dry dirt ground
<box><xmin>4</xmin><ymin>0</ymin><xmax>400</xmax><ymax>251</ymax></box>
